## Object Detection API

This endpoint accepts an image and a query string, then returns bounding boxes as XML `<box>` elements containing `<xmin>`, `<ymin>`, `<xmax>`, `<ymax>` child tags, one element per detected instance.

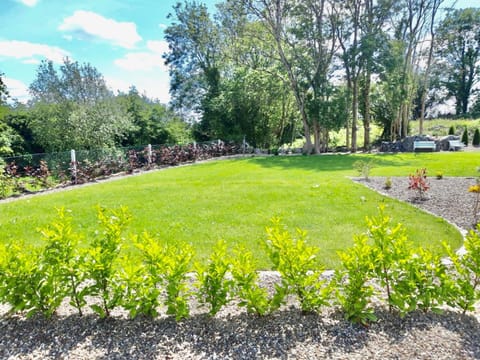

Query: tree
<box><xmin>0</xmin><ymin>72</ymin><xmax>8</xmax><ymax>105</ymax></box>
<box><xmin>234</xmin><ymin>0</ymin><xmax>338</xmax><ymax>154</ymax></box>
<box><xmin>164</xmin><ymin>1</ymin><xmax>222</xmax><ymax>130</ymax></box>
<box><xmin>28</xmin><ymin>59</ymin><xmax>133</xmax><ymax>151</ymax></box>
<box><xmin>435</xmin><ymin>8</ymin><xmax>480</xmax><ymax>116</ymax></box>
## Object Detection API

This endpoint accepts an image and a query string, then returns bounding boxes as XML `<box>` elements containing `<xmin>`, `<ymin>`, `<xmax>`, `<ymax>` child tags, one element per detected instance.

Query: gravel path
<box><xmin>1</xmin><ymin>176</ymin><xmax>480</xmax><ymax>359</ymax></box>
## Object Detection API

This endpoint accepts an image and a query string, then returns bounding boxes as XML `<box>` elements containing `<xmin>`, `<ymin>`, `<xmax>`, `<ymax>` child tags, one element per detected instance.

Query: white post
<box><xmin>147</xmin><ymin>144</ymin><xmax>152</xmax><ymax>166</ymax></box>
<box><xmin>70</xmin><ymin>149</ymin><xmax>77</xmax><ymax>184</ymax></box>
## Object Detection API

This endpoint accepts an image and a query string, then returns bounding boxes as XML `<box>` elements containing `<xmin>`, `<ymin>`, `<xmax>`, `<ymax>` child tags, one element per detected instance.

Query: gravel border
<box><xmin>1</xmin><ymin>175</ymin><xmax>480</xmax><ymax>359</ymax></box>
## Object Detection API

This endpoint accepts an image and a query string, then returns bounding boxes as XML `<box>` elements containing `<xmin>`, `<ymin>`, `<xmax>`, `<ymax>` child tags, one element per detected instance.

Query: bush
<box><xmin>473</xmin><ymin>129</ymin><xmax>480</xmax><ymax>146</ymax></box>
<box><xmin>462</xmin><ymin>127</ymin><xmax>469</xmax><ymax>146</ymax></box>
<box><xmin>448</xmin><ymin>125</ymin><xmax>455</xmax><ymax>135</ymax></box>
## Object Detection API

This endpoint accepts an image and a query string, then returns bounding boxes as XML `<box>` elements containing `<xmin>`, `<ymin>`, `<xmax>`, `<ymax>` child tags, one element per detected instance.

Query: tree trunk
<box><xmin>351</xmin><ymin>79</ymin><xmax>359</xmax><ymax>152</ymax></box>
<box><xmin>363</xmin><ymin>70</ymin><xmax>371</xmax><ymax>151</ymax></box>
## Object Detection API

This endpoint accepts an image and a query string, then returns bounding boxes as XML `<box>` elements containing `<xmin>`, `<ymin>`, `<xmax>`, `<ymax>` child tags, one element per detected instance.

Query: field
<box><xmin>0</xmin><ymin>152</ymin><xmax>477</xmax><ymax>269</ymax></box>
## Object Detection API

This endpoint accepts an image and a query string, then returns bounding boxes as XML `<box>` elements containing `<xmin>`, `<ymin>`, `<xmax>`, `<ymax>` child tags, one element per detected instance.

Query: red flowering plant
<box><xmin>408</xmin><ymin>168</ymin><xmax>430</xmax><ymax>200</ymax></box>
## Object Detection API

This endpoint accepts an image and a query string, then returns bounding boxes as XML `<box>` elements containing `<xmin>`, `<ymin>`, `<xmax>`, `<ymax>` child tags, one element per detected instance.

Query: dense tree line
<box><xmin>165</xmin><ymin>0</ymin><xmax>480</xmax><ymax>153</ymax></box>
<box><xmin>0</xmin><ymin>60</ymin><xmax>191</xmax><ymax>157</ymax></box>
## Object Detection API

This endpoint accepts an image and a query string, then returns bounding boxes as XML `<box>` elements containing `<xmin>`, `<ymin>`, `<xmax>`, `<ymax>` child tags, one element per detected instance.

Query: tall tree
<box><xmin>435</xmin><ymin>8</ymin><xmax>480</xmax><ymax>116</ymax></box>
<box><xmin>164</xmin><ymin>0</ymin><xmax>222</xmax><ymax>138</ymax></box>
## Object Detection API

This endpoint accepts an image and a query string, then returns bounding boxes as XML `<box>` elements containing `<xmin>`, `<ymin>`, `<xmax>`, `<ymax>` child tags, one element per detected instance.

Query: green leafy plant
<box><xmin>134</xmin><ymin>232</ymin><xmax>194</xmax><ymax>320</ymax></box>
<box><xmin>84</xmin><ymin>206</ymin><xmax>131</xmax><ymax>318</ymax></box>
<box><xmin>0</xmin><ymin>242</ymin><xmax>40</xmax><ymax>317</ymax></box>
<box><xmin>37</xmin><ymin>208</ymin><xmax>88</xmax><ymax>316</ymax></box>
<box><xmin>336</xmin><ymin>234</ymin><xmax>377</xmax><ymax>325</ymax></box>
<box><xmin>436</xmin><ymin>171</ymin><xmax>443</xmax><ymax>180</ymax></box>
<box><xmin>353</xmin><ymin>160</ymin><xmax>375</xmax><ymax>181</ymax></box>
<box><xmin>264</xmin><ymin>218</ymin><xmax>331</xmax><ymax>313</ymax></box>
<box><xmin>195</xmin><ymin>240</ymin><xmax>233</xmax><ymax>316</ymax></box>
<box><xmin>408</xmin><ymin>168</ymin><xmax>429</xmax><ymax>200</ymax></box>
<box><xmin>384</xmin><ymin>177</ymin><xmax>392</xmax><ymax>190</ymax></box>
<box><xmin>473</xmin><ymin>129</ymin><xmax>480</xmax><ymax>146</ymax></box>
<box><xmin>443</xmin><ymin>225</ymin><xmax>480</xmax><ymax>314</ymax></box>
<box><xmin>448</xmin><ymin>125</ymin><xmax>455</xmax><ymax>135</ymax></box>
<box><xmin>230</xmin><ymin>247</ymin><xmax>272</xmax><ymax>316</ymax></box>
<box><xmin>462</xmin><ymin>126</ymin><xmax>469</xmax><ymax>146</ymax></box>
<box><xmin>469</xmin><ymin>181</ymin><xmax>480</xmax><ymax>226</ymax></box>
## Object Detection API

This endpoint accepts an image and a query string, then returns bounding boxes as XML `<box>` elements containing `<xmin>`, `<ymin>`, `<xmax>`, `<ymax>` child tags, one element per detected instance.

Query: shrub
<box><xmin>133</xmin><ymin>232</ymin><xmax>194</xmax><ymax>320</ymax></box>
<box><xmin>408</xmin><ymin>168</ymin><xmax>429</xmax><ymax>200</ymax></box>
<box><xmin>384</xmin><ymin>177</ymin><xmax>392</xmax><ymax>189</ymax></box>
<box><xmin>473</xmin><ymin>129</ymin><xmax>480</xmax><ymax>147</ymax></box>
<box><xmin>436</xmin><ymin>171</ymin><xmax>443</xmax><ymax>180</ymax></box>
<box><xmin>230</xmin><ymin>247</ymin><xmax>272</xmax><ymax>316</ymax></box>
<box><xmin>195</xmin><ymin>240</ymin><xmax>233</xmax><ymax>316</ymax></box>
<box><xmin>448</xmin><ymin>125</ymin><xmax>455</xmax><ymax>135</ymax></box>
<box><xmin>84</xmin><ymin>206</ymin><xmax>131</xmax><ymax>318</ymax></box>
<box><xmin>469</xmin><ymin>182</ymin><xmax>480</xmax><ymax>226</ymax></box>
<box><xmin>462</xmin><ymin>127</ymin><xmax>469</xmax><ymax>146</ymax></box>
<box><xmin>264</xmin><ymin>218</ymin><xmax>332</xmax><ymax>313</ymax></box>
<box><xmin>443</xmin><ymin>224</ymin><xmax>480</xmax><ymax>314</ymax></box>
<box><xmin>353</xmin><ymin>160</ymin><xmax>375</xmax><ymax>181</ymax></box>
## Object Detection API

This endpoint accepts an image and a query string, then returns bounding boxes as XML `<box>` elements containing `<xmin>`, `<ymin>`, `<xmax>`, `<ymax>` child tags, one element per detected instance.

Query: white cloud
<box><xmin>105</xmin><ymin>75</ymin><xmax>170</xmax><ymax>104</ymax></box>
<box><xmin>21</xmin><ymin>58</ymin><xmax>41</xmax><ymax>65</ymax></box>
<box><xmin>16</xmin><ymin>0</ymin><xmax>39</xmax><ymax>7</ymax></box>
<box><xmin>0</xmin><ymin>40</ymin><xmax>70</xmax><ymax>63</ymax></box>
<box><xmin>4</xmin><ymin>77</ymin><xmax>29</xmax><ymax>102</ymax></box>
<box><xmin>59</xmin><ymin>10</ymin><xmax>142</xmax><ymax>49</ymax></box>
<box><xmin>146</xmin><ymin>40</ymin><xmax>168</xmax><ymax>54</ymax></box>
<box><xmin>158</xmin><ymin>24</ymin><xmax>167</xmax><ymax>30</ymax></box>
<box><xmin>114</xmin><ymin>40</ymin><xmax>168</xmax><ymax>71</ymax></box>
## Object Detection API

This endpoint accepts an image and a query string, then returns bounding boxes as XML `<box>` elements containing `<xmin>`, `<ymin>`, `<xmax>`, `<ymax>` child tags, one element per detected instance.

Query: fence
<box><xmin>0</xmin><ymin>140</ymin><xmax>250</xmax><ymax>197</ymax></box>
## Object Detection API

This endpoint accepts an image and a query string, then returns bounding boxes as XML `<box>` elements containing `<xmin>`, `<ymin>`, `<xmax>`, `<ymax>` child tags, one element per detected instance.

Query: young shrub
<box><xmin>336</xmin><ymin>234</ymin><xmax>377</xmax><ymax>325</ymax></box>
<box><xmin>230</xmin><ymin>247</ymin><xmax>273</xmax><ymax>316</ymax></box>
<box><xmin>85</xmin><ymin>206</ymin><xmax>131</xmax><ymax>318</ymax></box>
<box><xmin>0</xmin><ymin>242</ymin><xmax>40</xmax><ymax>317</ymax></box>
<box><xmin>37</xmin><ymin>208</ymin><xmax>89</xmax><ymax>317</ymax></box>
<box><xmin>364</xmin><ymin>206</ymin><xmax>448</xmax><ymax>316</ymax></box>
<box><xmin>448</xmin><ymin>125</ymin><xmax>455</xmax><ymax>135</ymax></box>
<box><xmin>116</xmin><ymin>257</ymin><xmax>160</xmax><ymax>319</ymax></box>
<box><xmin>469</xmin><ymin>182</ymin><xmax>480</xmax><ymax>226</ymax></box>
<box><xmin>134</xmin><ymin>232</ymin><xmax>194</xmax><ymax>320</ymax></box>
<box><xmin>353</xmin><ymin>159</ymin><xmax>375</xmax><ymax>181</ymax></box>
<box><xmin>473</xmin><ymin>129</ymin><xmax>480</xmax><ymax>147</ymax></box>
<box><xmin>443</xmin><ymin>225</ymin><xmax>480</xmax><ymax>314</ymax></box>
<box><xmin>195</xmin><ymin>240</ymin><xmax>233</xmax><ymax>316</ymax></box>
<box><xmin>408</xmin><ymin>168</ymin><xmax>429</xmax><ymax>200</ymax></box>
<box><xmin>264</xmin><ymin>218</ymin><xmax>331</xmax><ymax>313</ymax></box>
<box><xmin>436</xmin><ymin>171</ymin><xmax>443</xmax><ymax>180</ymax></box>
<box><xmin>462</xmin><ymin>126</ymin><xmax>469</xmax><ymax>146</ymax></box>
<box><xmin>390</xmin><ymin>247</ymin><xmax>448</xmax><ymax>315</ymax></box>
<box><xmin>384</xmin><ymin>177</ymin><xmax>392</xmax><ymax>190</ymax></box>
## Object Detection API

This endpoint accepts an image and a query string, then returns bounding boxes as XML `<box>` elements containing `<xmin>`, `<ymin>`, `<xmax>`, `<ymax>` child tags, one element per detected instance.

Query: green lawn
<box><xmin>0</xmin><ymin>152</ymin><xmax>477</xmax><ymax>269</ymax></box>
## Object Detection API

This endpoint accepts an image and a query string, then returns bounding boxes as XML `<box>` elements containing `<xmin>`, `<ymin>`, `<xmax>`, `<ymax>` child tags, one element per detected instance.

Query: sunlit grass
<box><xmin>0</xmin><ymin>152</ymin><xmax>476</xmax><ymax>269</ymax></box>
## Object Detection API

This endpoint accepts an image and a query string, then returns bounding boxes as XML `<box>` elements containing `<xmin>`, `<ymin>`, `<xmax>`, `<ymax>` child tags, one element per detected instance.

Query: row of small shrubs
<box><xmin>0</xmin><ymin>206</ymin><xmax>479</xmax><ymax>325</ymax></box>
<box><xmin>449</xmin><ymin>126</ymin><xmax>480</xmax><ymax>146</ymax></box>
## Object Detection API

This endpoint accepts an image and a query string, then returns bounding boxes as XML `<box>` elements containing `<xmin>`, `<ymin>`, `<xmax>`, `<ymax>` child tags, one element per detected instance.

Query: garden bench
<box><xmin>413</xmin><ymin>141</ymin><xmax>436</xmax><ymax>152</ymax></box>
<box><xmin>448</xmin><ymin>140</ymin><xmax>465</xmax><ymax>151</ymax></box>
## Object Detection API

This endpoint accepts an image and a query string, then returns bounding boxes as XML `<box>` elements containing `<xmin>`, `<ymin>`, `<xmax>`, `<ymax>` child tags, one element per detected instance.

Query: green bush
<box><xmin>462</xmin><ymin>127</ymin><xmax>469</xmax><ymax>145</ymax></box>
<box><xmin>448</xmin><ymin>125</ymin><xmax>455</xmax><ymax>135</ymax></box>
<box><xmin>264</xmin><ymin>218</ymin><xmax>332</xmax><ymax>313</ymax></box>
<box><xmin>195</xmin><ymin>240</ymin><xmax>234</xmax><ymax>316</ymax></box>
<box><xmin>473</xmin><ymin>128</ymin><xmax>480</xmax><ymax>146</ymax></box>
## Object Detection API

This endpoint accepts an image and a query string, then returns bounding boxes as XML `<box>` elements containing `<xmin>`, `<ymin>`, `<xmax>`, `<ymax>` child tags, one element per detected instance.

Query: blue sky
<box><xmin>0</xmin><ymin>0</ymin><xmax>218</xmax><ymax>104</ymax></box>
<box><xmin>0</xmin><ymin>0</ymin><xmax>475</xmax><ymax>104</ymax></box>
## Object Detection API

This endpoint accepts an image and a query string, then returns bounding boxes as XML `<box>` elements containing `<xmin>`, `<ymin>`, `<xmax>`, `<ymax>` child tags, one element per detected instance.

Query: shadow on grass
<box><xmin>244</xmin><ymin>153</ymin><xmax>406</xmax><ymax>173</ymax></box>
<box><xmin>1</xmin><ymin>308</ymin><xmax>478</xmax><ymax>359</ymax></box>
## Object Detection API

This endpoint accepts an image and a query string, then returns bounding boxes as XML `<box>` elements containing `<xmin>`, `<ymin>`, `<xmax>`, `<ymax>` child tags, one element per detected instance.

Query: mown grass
<box><xmin>0</xmin><ymin>152</ymin><xmax>477</xmax><ymax>269</ymax></box>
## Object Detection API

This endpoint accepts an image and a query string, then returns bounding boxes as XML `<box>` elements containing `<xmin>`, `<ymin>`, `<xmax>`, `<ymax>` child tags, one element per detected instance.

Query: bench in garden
<box><xmin>413</xmin><ymin>141</ymin><xmax>436</xmax><ymax>152</ymax></box>
<box><xmin>448</xmin><ymin>140</ymin><xmax>465</xmax><ymax>151</ymax></box>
